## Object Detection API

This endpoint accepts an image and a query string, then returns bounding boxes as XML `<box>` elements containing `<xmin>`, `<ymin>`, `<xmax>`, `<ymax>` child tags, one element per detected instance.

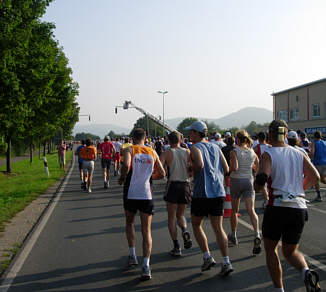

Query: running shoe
<box><xmin>140</xmin><ymin>265</ymin><xmax>152</xmax><ymax>281</ymax></box>
<box><xmin>82</xmin><ymin>181</ymin><xmax>87</xmax><ymax>190</ymax></box>
<box><xmin>182</xmin><ymin>231</ymin><xmax>192</xmax><ymax>249</ymax></box>
<box><xmin>125</xmin><ymin>255</ymin><xmax>138</xmax><ymax>269</ymax></box>
<box><xmin>304</xmin><ymin>270</ymin><xmax>321</xmax><ymax>292</ymax></box>
<box><xmin>218</xmin><ymin>263</ymin><xmax>234</xmax><ymax>277</ymax></box>
<box><xmin>104</xmin><ymin>181</ymin><xmax>108</xmax><ymax>189</ymax></box>
<box><xmin>169</xmin><ymin>247</ymin><xmax>182</xmax><ymax>257</ymax></box>
<box><xmin>114</xmin><ymin>170</ymin><xmax>117</xmax><ymax>176</ymax></box>
<box><xmin>253</xmin><ymin>237</ymin><xmax>262</xmax><ymax>255</ymax></box>
<box><xmin>228</xmin><ymin>233</ymin><xmax>239</xmax><ymax>246</ymax></box>
<box><xmin>201</xmin><ymin>256</ymin><xmax>216</xmax><ymax>272</ymax></box>
<box><xmin>80</xmin><ymin>182</ymin><xmax>84</xmax><ymax>189</ymax></box>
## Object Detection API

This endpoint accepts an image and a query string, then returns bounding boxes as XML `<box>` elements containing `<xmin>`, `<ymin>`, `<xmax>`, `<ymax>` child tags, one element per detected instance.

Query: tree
<box><xmin>75</xmin><ymin>133</ymin><xmax>100</xmax><ymax>141</ymax></box>
<box><xmin>131</xmin><ymin>116</ymin><xmax>164</xmax><ymax>137</ymax></box>
<box><xmin>177</xmin><ymin>118</ymin><xmax>198</xmax><ymax>136</ymax></box>
<box><xmin>245</xmin><ymin>121</ymin><xmax>269</xmax><ymax>136</ymax></box>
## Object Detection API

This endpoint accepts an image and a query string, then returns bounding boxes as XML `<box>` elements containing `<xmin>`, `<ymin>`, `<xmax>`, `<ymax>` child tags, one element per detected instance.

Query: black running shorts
<box><xmin>101</xmin><ymin>158</ymin><xmax>111</xmax><ymax>169</ymax></box>
<box><xmin>164</xmin><ymin>181</ymin><xmax>191</xmax><ymax>204</ymax></box>
<box><xmin>191</xmin><ymin>197</ymin><xmax>225</xmax><ymax>217</ymax></box>
<box><xmin>78</xmin><ymin>161</ymin><xmax>83</xmax><ymax>170</ymax></box>
<box><xmin>123</xmin><ymin>199</ymin><xmax>154</xmax><ymax>215</ymax></box>
<box><xmin>262</xmin><ymin>205</ymin><xmax>308</xmax><ymax>244</ymax></box>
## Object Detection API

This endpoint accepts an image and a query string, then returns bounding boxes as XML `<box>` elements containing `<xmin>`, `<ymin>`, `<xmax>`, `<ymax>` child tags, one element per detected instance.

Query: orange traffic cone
<box><xmin>223</xmin><ymin>177</ymin><xmax>232</xmax><ymax>218</ymax></box>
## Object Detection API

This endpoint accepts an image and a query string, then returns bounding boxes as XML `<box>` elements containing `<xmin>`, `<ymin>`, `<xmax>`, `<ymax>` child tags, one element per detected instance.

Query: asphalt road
<box><xmin>1</xmin><ymin>155</ymin><xmax>325</xmax><ymax>291</ymax></box>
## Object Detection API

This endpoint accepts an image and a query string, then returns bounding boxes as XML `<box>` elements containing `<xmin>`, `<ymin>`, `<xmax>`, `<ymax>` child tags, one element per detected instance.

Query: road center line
<box><xmin>237</xmin><ymin>217</ymin><xmax>326</xmax><ymax>272</ymax></box>
<box><xmin>0</xmin><ymin>155</ymin><xmax>75</xmax><ymax>292</ymax></box>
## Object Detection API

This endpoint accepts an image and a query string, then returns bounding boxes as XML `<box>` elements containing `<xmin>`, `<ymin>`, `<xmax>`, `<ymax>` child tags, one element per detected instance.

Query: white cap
<box><xmin>288</xmin><ymin>131</ymin><xmax>298</xmax><ymax>139</ymax></box>
<box><xmin>225</xmin><ymin>131</ymin><xmax>231</xmax><ymax>137</ymax></box>
<box><xmin>215</xmin><ymin>133</ymin><xmax>221</xmax><ymax>138</ymax></box>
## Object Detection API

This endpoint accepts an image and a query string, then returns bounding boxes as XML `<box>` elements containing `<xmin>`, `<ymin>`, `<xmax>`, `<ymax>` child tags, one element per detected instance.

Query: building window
<box><xmin>277</xmin><ymin>110</ymin><xmax>288</xmax><ymax>121</ymax></box>
<box><xmin>312</xmin><ymin>104</ymin><xmax>320</xmax><ymax>118</ymax></box>
<box><xmin>290</xmin><ymin>108</ymin><xmax>299</xmax><ymax>121</ymax></box>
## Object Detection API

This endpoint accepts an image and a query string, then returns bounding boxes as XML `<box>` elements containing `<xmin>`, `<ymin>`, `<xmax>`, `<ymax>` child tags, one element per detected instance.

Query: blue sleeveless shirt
<box><xmin>313</xmin><ymin>140</ymin><xmax>326</xmax><ymax>165</ymax></box>
<box><xmin>192</xmin><ymin>142</ymin><xmax>226</xmax><ymax>198</ymax></box>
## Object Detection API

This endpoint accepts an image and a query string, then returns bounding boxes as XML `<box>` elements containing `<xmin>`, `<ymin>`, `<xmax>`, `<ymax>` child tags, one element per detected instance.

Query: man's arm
<box><xmin>303</xmin><ymin>154</ymin><xmax>320</xmax><ymax>190</ymax></box>
<box><xmin>220</xmin><ymin>150</ymin><xmax>229</xmax><ymax>175</ymax></box>
<box><xmin>190</xmin><ymin>146</ymin><xmax>204</xmax><ymax>172</ymax></box>
<box><xmin>186</xmin><ymin>149</ymin><xmax>193</xmax><ymax>177</ymax></box>
<box><xmin>309</xmin><ymin>141</ymin><xmax>315</xmax><ymax>159</ymax></box>
<box><xmin>152</xmin><ymin>151</ymin><xmax>166</xmax><ymax>180</ymax></box>
<box><xmin>118</xmin><ymin>147</ymin><xmax>132</xmax><ymax>185</ymax></box>
<box><xmin>254</xmin><ymin>152</ymin><xmax>271</xmax><ymax>199</ymax></box>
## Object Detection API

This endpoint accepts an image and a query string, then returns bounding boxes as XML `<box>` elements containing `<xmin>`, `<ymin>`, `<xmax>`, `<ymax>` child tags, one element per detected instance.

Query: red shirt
<box><xmin>99</xmin><ymin>141</ymin><xmax>114</xmax><ymax>159</ymax></box>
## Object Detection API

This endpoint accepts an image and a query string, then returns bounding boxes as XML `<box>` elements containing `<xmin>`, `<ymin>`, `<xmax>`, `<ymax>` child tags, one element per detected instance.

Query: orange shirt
<box><xmin>79</xmin><ymin>146</ymin><xmax>97</xmax><ymax>160</ymax></box>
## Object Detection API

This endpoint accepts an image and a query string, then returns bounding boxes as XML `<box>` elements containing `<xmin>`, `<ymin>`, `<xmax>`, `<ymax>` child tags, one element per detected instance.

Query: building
<box><xmin>272</xmin><ymin>78</ymin><xmax>326</xmax><ymax>136</ymax></box>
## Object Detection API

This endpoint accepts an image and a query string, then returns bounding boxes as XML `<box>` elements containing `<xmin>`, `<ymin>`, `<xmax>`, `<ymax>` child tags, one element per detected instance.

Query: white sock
<box><xmin>232</xmin><ymin>231</ymin><xmax>237</xmax><ymax>238</ymax></box>
<box><xmin>302</xmin><ymin>267</ymin><xmax>309</xmax><ymax>280</ymax></box>
<box><xmin>203</xmin><ymin>251</ymin><xmax>211</xmax><ymax>259</ymax></box>
<box><xmin>255</xmin><ymin>231</ymin><xmax>261</xmax><ymax>238</ymax></box>
<box><xmin>222</xmin><ymin>256</ymin><xmax>230</xmax><ymax>265</ymax></box>
<box><xmin>104</xmin><ymin>179</ymin><xmax>107</xmax><ymax>183</ymax></box>
<box><xmin>129</xmin><ymin>247</ymin><xmax>136</xmax><ymax>257</ymax></box>
<box><xmin>275</xmin><ymin>288</ymin><xmax>284</xmax><ymax>292</ymax></box>
<box><xmin>143</xmin><ymin>257</ymin><xmax>150</xmax><ymax>267</ymax></box>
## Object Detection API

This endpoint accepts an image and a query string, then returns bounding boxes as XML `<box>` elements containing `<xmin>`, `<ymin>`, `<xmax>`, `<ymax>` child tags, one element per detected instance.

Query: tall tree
<box><xmin>176</xmin><ymin>117</ymin><xmax>198</xmax><ymax>136</ymax></box>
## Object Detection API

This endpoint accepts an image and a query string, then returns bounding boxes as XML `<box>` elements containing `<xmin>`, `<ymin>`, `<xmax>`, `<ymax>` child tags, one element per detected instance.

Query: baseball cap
<box><xmin>104</xmin><ymin>135</ymin><xmax>110</xmax><ymax>141</ymax></box>
<box><xmin>225</xmin><ymin>131</ymin><xmax>231</xmax><ymax>137</ymax></box>
<box><xmin>215</xmin><ymin>132</ymin><xmax>221</xmax><ymax>138</ymax></box>
<box><xmin>288</xmin><ymin>131</ymin><xmax>298</xmax><ymax>139</ymax></box>
<box><xmin>185</xmin><ymin>121</ymin><xmax>207</xmax><ymax>133</ymax></box>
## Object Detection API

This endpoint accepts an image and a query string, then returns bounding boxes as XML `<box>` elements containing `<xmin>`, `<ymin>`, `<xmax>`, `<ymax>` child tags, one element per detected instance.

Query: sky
<box><xmin>43</xmin><ymin>0</ymin><xmax>326</xmax><ymax>129</ymax></box>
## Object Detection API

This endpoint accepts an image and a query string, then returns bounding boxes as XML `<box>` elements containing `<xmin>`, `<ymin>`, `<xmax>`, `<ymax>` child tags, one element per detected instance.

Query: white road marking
<box><xmin>307</xmin><ymin>205</ymin><xmax>326</xmax><ymax>215</ymax></box>
<box><xmin>237</xmin><ymin>217</ymin><xmax>326</xmax><ymax>272</ymax></box>
<box><xmin>0</xmin><ymin>155</ymin><xmax>75</xmax><ymax>292</ymax></box>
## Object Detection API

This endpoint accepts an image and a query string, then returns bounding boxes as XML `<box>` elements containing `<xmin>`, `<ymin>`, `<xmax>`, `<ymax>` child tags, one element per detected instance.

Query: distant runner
<box><xmin>57</xmin><ymin>140</ymin><xmax>67</xmax><ymax>170</ymax></box>
<box><xmin>99</xmin><ymin>136</ymin><xmax>116</xmax><ymax>189</ymax></box>
<box><xmin>75</xmin><ymin>140</ymin><xmax>86</xmax><ymax>189</ymax></box>
<box><xmin>113</xmin><ymin>138</ymin><xmax>122</xmax><ymax>176</ymax></box>
<box><xmin>79</xmin><ymin>138</ymin><xmax>97</xmax><ymax>193</ymax></box>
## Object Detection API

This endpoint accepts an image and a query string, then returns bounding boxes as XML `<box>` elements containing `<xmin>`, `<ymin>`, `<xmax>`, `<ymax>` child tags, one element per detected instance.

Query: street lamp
<box><xmin>157</xmin><ymin>90</ymin><xmax>168</xmax><ymax>137</ymax></box>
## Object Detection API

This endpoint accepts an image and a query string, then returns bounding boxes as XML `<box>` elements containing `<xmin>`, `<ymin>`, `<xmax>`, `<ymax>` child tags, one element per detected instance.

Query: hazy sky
<box><xmin>43</xmin><ymin>0</ymin><xmax>326</xmax><ymax>129</ymax></box>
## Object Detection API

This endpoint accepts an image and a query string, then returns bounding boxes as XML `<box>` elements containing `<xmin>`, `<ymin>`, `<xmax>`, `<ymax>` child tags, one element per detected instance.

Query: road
<box><xmin>0</xmin><ymin>155</ymin><xmax>325</xmax><ymax>291</ymax></box>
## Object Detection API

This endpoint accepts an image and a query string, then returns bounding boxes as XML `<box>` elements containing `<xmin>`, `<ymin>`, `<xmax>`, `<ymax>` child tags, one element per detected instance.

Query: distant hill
<box><xmin>165</xmin><ymin>107</ymin><xmax>273</xmax><ymax>129</ymax></box>
<box><xmin>73</xmin><ymin>124</ymin><xmax>130</xmax><ymax>138</ymax></box>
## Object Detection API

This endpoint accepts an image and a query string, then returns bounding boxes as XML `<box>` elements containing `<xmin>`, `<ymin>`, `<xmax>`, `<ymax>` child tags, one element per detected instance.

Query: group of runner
<box><xmin>74</xmin><ymin>120</ymin><xmax>324</xmax><ymax>291</ymax></box>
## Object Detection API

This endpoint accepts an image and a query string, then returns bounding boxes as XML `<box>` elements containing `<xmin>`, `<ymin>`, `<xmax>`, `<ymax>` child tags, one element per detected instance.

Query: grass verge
<box><xmin>0</xmin><ymin>151</ymin><xmax>72</xmax><ymax>232</ymax></box>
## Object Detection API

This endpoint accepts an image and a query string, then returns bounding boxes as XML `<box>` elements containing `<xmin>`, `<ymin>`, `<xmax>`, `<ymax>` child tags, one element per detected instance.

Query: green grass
<box><xmin>0</xmin><ymin>151</ymin><xmax>72</xmax><ymax>232</ymax></box>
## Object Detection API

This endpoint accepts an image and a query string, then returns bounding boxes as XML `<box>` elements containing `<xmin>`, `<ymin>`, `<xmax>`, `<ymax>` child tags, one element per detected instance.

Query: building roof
<box><xmin>271</xmin><ymin>77</ymin><xmax>326</xmax><ymax>96</ymax></box>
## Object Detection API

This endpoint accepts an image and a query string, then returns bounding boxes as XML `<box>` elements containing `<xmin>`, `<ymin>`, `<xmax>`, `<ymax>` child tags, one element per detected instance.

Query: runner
<box><xmin>186</xmin><ymin>121</ymin><xmax>233</xmax><ymax>276</ymax></box>
<box><xmin>113</xmin><ymin>137</ymin><xmax>122</xmax><ymax>176</ymax></box>
<box><xmin>154</xmin><ymin>137</ymin><xmax>163</xmax><ymax>157</ymax></box>
<box><xmin>310</xmin><ymin>130</ymin><xmax>326</xmax><ymax>202</ymax></box>
<box><xmin>211</xmin><ymin>133</ymin><xmax>226</xmax><ymax>149</ymax></box>
<box><xmin>79</xmin><ymin>138</ymin><xmax>97</xmax><ymax>193</ymax></box>
<box><xmin>121</xmin><ymin>137</ymin><xmax>132</xmax><ymax>165</ymax></box>
<box><xmin>99</xmin><ymin>136</ymin><xmax>116</xmax><ymax>189</ymax></box>
<box><xmin>287</xmin><ymin>131</ymin><xmax>308</xmax><ymax>156</ymax></box>
<box><xmin>159</xmin><ymin>131</ymin><xmax>192</xmax><ymax>257</ymax></box>
<box><xmin>75</xmin><ymin>140</ymin><xmax>86</xmax><ymax>189</ymax></box>
<box><xmin>253</xmin><ymin>132</ymin><xmax>271</xmax><ymax>159</ymax></box>
<box><xmin>300</xmin><ymin>132</ymin><xmax>311</xmax><ymax>154</ymax></box>
<box><xmin>255</xmin><ymin>120</ymin><xmax>321</xmax><ymax>292</ymax></box>
<box><xmin>118</xmin><ymin>128</ymin><xmax>165</xmax><ymax>280</ymax></box>
<box><xmin>228</xmin><ymin>130</ymin><xmax>261</xmax><ymax>255</ymax></box>
<box><xmin>57</xmin><ymin>140</ymin><xmax>66</xmax><ymax>170</ymax></box>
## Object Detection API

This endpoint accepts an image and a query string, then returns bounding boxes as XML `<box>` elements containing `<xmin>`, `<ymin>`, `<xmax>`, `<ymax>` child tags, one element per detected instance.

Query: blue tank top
<box><xmin>192</xmin><ymin>142</ymin><xmax>226</xmax><ymax>198</ymax></box>
<box><xmin>313</xmin><ymin>140</ymin><xmax>326</xmax><ymax>165</ymax></box>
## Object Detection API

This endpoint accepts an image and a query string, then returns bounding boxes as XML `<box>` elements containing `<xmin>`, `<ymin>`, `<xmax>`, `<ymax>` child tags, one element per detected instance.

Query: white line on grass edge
<box><xmin>237</xmin><ymin>217</ymin><xmax>326</xmax><ymax>272</ymax></box>
<box><xmin>0</xmin><ymin>155</ymin><xmax>75</xmax><ymax>292</ymax></box>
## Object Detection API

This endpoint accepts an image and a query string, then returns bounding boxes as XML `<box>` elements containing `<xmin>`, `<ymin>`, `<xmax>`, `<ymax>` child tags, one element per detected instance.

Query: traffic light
<box><xmin>115</xmin><ymin>107</ymin><xmax>118</xmax><ymax>114</ymax></box>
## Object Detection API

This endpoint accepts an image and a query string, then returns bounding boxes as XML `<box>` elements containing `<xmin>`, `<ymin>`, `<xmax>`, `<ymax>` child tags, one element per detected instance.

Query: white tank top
<box><xmin>230</xmin><ymin>146</ymin><xmax>256</xmax><ymax>179</ymax></box>
<box><xmin>169</xmin><ymin>148</ymin><xmax>189</xmax><ymax>182</ymax></box>
<box><xmin>266</xmin><ymin>146</ymin><xmax>306</xmax><ymax>209</ymax></box>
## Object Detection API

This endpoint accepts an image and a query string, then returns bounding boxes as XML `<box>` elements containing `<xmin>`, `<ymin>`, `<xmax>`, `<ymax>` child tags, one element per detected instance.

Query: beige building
<box><xmin>272</xmin><ymin>78</ymin><xmax>326</xmax><ymax>136</ymax></box>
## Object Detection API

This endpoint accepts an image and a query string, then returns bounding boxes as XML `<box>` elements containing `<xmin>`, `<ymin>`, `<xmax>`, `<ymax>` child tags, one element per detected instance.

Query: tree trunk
<box><xmin>30</xmin><ymin>141</ymin><xmax>33</xmax><ymax>164</ymax></box>
<box><xmin>47</xmin><ymin>140</ymin><xmax>51</xmax><ymax>154</ymax></box>
<box><xmin>6</xmin><ymin>135</ymin><xmax>11</xmax><ymax>173</ymax></box>
<box><xmin>43</xmin><ymin>141</ymin><xmax>46</xmax><ymax>157</ymax></box>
